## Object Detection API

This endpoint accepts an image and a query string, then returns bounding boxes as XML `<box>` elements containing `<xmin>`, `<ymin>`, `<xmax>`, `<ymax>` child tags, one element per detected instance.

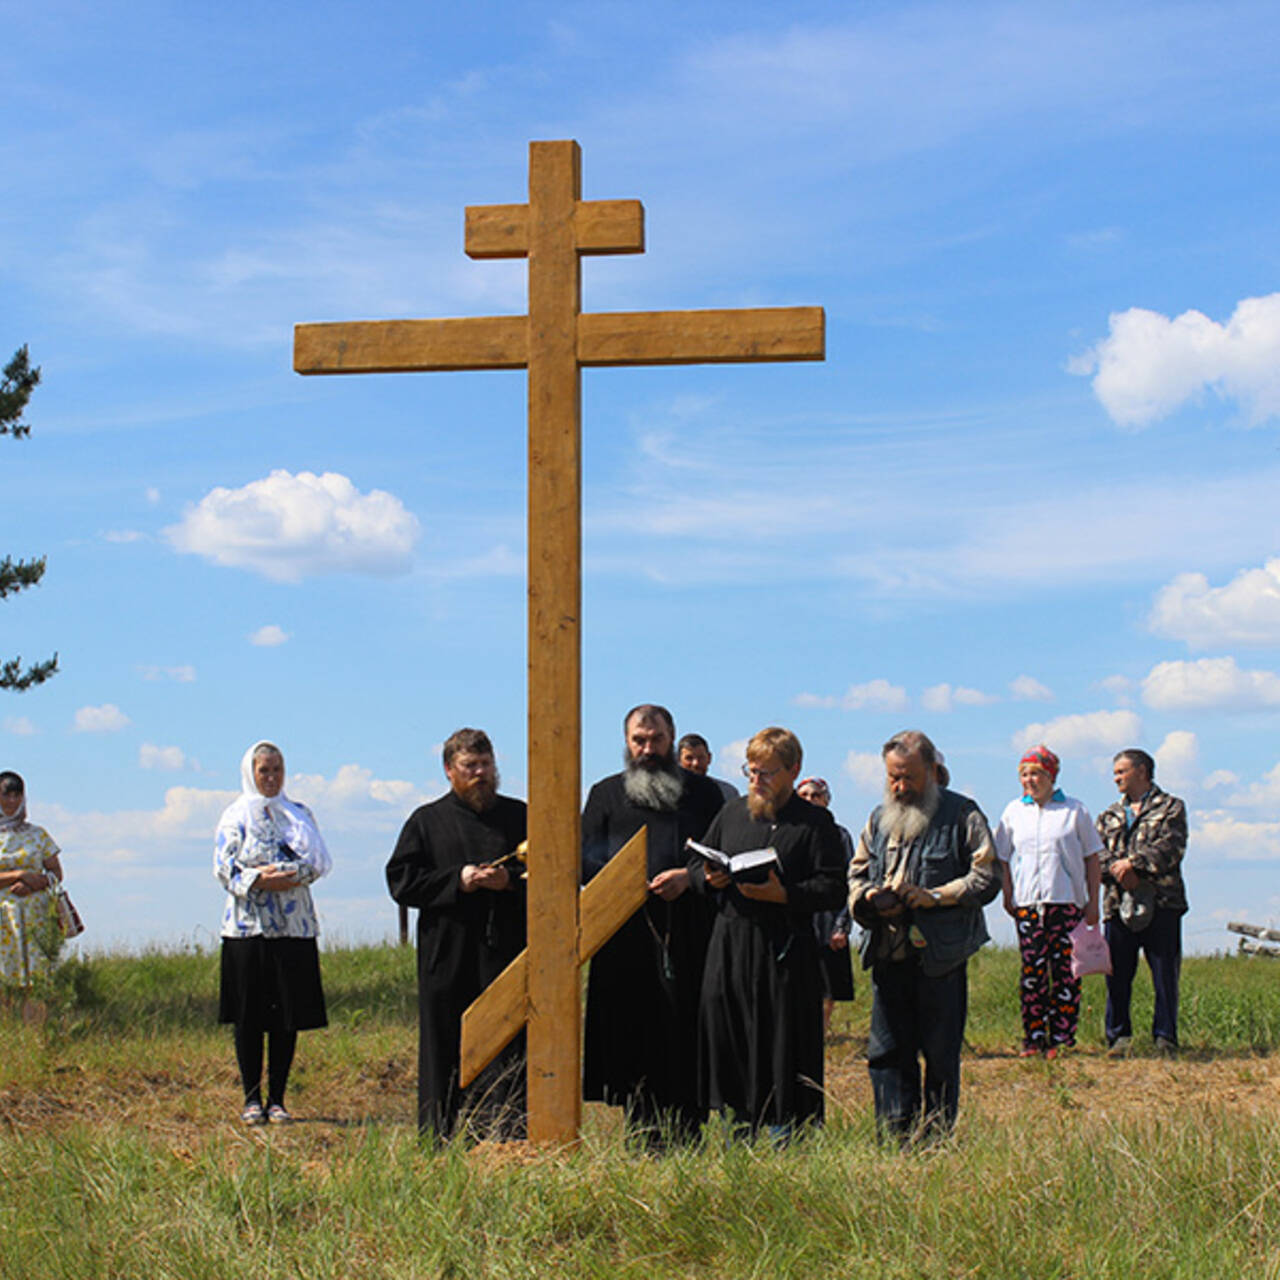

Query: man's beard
<box><xmin>880</xmin><ymin>776</ymin><xmax>939</xmax><ymax>843</ymax></box>
<box><xmin>455</xmin><ymin>771</ymin><xmax>500</xmax><ymax>814</ymax></box>
<box><xmin>623</xmin><ymin>751</ymin><xmax>682</xmax><ymax>811</ymax></box>
<box><xmin>747</xmin><ymin>789</ymin><xmax>782</xmax><ymax>822</ymax></box>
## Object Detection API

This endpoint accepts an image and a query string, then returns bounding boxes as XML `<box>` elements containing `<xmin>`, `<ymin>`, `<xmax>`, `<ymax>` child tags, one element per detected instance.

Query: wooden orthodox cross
<box><xmin>295</xmin><ymin>140</ymin><xmax>824</xmax><ymax>1146</ymax></box>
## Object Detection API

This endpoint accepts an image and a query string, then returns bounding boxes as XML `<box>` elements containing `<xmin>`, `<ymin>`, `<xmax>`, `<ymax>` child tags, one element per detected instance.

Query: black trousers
<box><xmin>1105</xmin><ymin>908</ymin><xmax>1182</xmax><ymax>1045</ymax></box>
<box><xmin>866</xmin><ymin>956</ymin><xmax>967</xmax><ymax>1140</ymax></box>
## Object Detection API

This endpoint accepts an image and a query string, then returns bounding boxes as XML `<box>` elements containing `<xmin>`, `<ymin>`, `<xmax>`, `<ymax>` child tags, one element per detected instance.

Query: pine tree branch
<box><xmin>0</xmin><ymin>555</ymin><xmax>47</xmax><ymax>599</ymax></box>
<box><xmin>0</xmin><ymin>653</ymin><xmax>58</xmax><ymax>691</ymax></box>
<box><xmin>0</xmin><ymin>346</ymin><xmax>40</xmax><ymax>439</ymax></box>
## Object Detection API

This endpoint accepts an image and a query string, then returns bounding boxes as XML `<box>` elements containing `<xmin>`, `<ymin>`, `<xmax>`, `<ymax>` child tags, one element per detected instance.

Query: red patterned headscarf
<box><xmin>1018</xmin><ymin>745</ymin><xmax>1060</xmax><ymax>781</ymax></box>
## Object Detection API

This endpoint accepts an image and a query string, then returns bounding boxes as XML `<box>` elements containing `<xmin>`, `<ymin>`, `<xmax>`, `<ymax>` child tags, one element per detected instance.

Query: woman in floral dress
<box><xmin>215</xmin><ymin>741</ymin><xmax>331</xmax><ymax>1124</ymax></box>
<box><xmin>0</xmin><ymin>771</ymin><xmax>64</xmax><ymax>985</ymax></box>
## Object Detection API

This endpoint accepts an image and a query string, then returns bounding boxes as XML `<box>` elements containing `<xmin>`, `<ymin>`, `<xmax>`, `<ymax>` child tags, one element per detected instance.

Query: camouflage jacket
<box><xmin>1095</xmin><ymin>785</ymin><xmax>1188</xmax><ymax>918</ymax></box>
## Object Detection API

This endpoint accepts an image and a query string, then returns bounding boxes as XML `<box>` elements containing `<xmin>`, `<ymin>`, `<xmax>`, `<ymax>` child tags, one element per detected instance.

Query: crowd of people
<box><xmin>383</xmin><ymin>710</ymin><xmax>1189</xmax><ymax>1147</ymax></box>
<box><xmin>2</xmin><ymin>715</ymin><xmax>1188</xmax><ymax>1147</ymax></box>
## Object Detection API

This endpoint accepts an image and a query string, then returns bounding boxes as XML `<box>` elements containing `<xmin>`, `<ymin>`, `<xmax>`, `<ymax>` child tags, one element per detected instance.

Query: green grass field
<box><xmin>2</xmin><ymin>943</ymin><xmax>1278</xmax><ymax>1279</ymax></box>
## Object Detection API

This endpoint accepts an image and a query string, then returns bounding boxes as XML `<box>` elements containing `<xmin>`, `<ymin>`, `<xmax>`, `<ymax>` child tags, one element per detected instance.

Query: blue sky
<box><xmin>5</xmin><ymin>0</ymin><xmax>1280</xmax><ymax>954</ymax></box>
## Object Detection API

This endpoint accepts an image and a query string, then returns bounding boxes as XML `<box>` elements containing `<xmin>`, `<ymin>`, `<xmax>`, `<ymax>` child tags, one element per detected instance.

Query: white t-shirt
<box><xmin>994</xmin><ymin>793</ymin><xmax>1103</xmax><ymax>908</ymax></box>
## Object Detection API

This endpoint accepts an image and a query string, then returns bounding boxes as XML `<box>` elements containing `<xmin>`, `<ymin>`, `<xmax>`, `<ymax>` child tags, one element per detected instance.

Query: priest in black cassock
<box><xmin>386</xmin><ymin>728</ymin><xmax>526</xmax><ymax>1141</ymax></box>
<box><xmin>581</xmin><ymin>704</ymin><xmax>726</xmax><ymax>1144</ymax></box>
<box><xmin>688</xmin><ymin>726</ymin><xmax>846</xmax><ymax>1136</ymax></box>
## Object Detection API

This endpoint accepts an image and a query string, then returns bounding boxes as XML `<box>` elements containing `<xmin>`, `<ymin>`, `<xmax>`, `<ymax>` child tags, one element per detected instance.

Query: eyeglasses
<box><xmin>741</xmin><ymin>763</ymin><xmax>784</xmax><ymax>782</ymax></box>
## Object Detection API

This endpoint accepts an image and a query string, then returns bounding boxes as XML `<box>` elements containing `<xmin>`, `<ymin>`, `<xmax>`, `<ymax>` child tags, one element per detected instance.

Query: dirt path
<box><xmin>4</xmin><ymin>1043</ymin><xmax>1278</xmax><ymax>1146</ymax></box>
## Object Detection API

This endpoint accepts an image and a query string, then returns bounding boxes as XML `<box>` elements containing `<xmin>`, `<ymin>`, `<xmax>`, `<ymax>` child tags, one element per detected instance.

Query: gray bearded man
<box><xmin>581</xmin><ymin>704</ymin><xmax>726</xmax><ymax>1145</ymax></box>
<box><xmin>849</xmin><ymin>730</ymin><xmax>999</xmax><ymax>1142</ymax></box>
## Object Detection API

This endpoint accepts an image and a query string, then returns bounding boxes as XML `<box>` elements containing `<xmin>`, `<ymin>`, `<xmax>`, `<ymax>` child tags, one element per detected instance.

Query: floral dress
<box><xmin>0</xmin><ymin>823</ymin><xmax>61</xmax><ymax>984</ymax></box>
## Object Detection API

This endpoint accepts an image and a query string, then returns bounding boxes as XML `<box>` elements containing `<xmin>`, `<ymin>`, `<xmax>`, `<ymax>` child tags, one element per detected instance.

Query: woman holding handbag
<box><xmin>0</xmin><ymin>770</ymin><xmax>67</xmax><ymax>985</ymax></box>
<box><xmin>993</xmin><ymin>746</ymin><xmax>1102</xmax><ymax>1059</ymax></box>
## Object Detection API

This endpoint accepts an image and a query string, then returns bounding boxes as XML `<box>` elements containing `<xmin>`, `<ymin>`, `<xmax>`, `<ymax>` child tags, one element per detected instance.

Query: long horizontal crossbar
<box><xmin>294</xmin><ymin>306</ymin><xmax>824</xmax><ymax>375</ymax></box>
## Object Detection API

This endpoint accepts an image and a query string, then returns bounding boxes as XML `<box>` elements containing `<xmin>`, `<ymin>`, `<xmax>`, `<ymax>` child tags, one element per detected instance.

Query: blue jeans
<box><xmin>866</xmin><ymin>956</ymin><xmax>968</xmax><ymax>1140</ymax></box>
<box><xmin>1104</xmin><ymin>908</ymin><xmax>1182</xmax><ymax>1045</ymax></box>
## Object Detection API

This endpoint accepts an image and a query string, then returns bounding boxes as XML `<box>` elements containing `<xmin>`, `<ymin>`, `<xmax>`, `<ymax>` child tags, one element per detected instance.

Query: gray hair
<box><xmin>882</xmin><ymin>729</ymin><xmax>939</xmax><ymax>767</ymax></box>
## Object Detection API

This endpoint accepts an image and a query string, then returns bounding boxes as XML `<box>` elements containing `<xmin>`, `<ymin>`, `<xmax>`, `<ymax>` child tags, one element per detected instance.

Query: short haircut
<box><xmin>0</xmin><ymin>771</ymin><xmax>24</xmax><ymax>795</ymax></box>
<box><xmin>624</xmin><ymin>704</ymin><xmax>675</xmax><ymax>737</ymax></box>
<box><xmin>677</xmin><ymin>733</ymin><xmax>709</xmax><ymax>755</ymax></box>
<box><xmin>443</xmin><ymin>728</ymin><xmax>495</xmax><ymax>769</ymax></box>
<box><xmin>882</xmin><ymin>729</ymin><xmax>939</xmax><ymax>768</ymax></box>
<box><xmin>746</xmin><ymin>726</ymin><xmax>802</xmax><ymax>771</ymax></box>
<box><xmin>1114</xmin><ymin>748</ymin><xmax>1156</xmax><ymax>780</ymax></box>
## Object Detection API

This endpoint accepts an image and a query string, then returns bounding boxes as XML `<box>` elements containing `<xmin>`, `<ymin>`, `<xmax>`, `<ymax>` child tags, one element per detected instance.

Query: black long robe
<box><xmin>688</xmin><ymin>791</ymin><xmax>846</xmax><ymax>1129</ymax></box>
<box><xmin>385</xmin><ymin>791</ymin><xmax>527</xmax><ymax>1139</ymax></box>
<box><xmin>581</xmin><ymin>768</ymin><xmax>725</xmax><ymax>1129</ymax></box>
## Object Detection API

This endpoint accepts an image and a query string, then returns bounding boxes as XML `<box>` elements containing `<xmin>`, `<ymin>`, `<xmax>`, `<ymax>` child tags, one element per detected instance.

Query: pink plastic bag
<box><xmin>1069</xmin><ymin>920</ymin><xmax>1111</xmax><ymax>979</ymax></box>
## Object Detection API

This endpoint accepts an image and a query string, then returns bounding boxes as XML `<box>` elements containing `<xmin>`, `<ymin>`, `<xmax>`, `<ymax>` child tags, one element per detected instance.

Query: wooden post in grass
<box><xmin>295</xmin><ymin>139</ymin><xmax>824</xmax><ymax>1145</ymax></box>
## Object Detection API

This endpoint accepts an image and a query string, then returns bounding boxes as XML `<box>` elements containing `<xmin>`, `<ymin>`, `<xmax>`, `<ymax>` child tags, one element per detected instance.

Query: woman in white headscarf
<box><xmin>0</xmin><ymin>770</ymin><xmax>65</xmax><ymax>985</ymax></box>
<box><xmin>215</xmin><ymin>741</ymin><xmax>331</xmax><ymax>1124</ymax></box>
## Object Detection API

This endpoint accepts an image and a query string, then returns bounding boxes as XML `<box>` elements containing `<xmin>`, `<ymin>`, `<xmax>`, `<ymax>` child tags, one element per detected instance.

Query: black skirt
<box><xmin>218</xmin><ymin>936</ymin><xmax>328</xmax><ymax>1031</ymax></box>
<box><xmin>817</xmin><ymin>943</ymin><xmax>855</xmax><ymax>1002</ymax></box>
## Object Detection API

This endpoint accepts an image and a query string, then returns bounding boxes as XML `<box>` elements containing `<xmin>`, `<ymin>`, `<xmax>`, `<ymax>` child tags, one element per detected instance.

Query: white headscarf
<box><xmin>0</xmin><ymin>781</ymin><xmax>28</xmax><ymax>832</ymax></box>
<box><xmin>221</xmin><ymin>740</ymin><xmax>331</xmax><ymax>876</ymax></box>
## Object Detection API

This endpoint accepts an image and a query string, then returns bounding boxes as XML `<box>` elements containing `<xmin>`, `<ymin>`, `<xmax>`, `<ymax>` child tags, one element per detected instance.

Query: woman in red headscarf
<box><xmin>993</xmin><ymin>746</ymin><xmax>1102</xmax><ymax>1058</ymax></box>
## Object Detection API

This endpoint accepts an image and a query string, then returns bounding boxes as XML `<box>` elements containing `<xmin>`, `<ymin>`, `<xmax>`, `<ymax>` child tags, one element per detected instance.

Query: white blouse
<box><xmin>994</xmin><ymin>793</ymin><xmax>1102</xmax><ymax>908</ymax></box>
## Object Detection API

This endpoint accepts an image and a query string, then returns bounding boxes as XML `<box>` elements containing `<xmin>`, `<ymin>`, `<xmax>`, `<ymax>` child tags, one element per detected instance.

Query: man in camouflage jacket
<box><xmin>1095</xmin><ymin>748</ymin><xmax>1188</xmax><ymax>1053</ymax></box>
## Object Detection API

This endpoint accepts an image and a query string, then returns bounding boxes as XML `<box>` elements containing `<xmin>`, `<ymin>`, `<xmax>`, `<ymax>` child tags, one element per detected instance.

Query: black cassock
<box><xmin>688</xmin><ymin>791</ymin><xmax>846</xmax><ymax>1129</ymax></box>
<box><xmin>386</xmin><ymin>791</ymin><xmax>526</xmax><ymax>1139</ymax></box>
<box><xmin>581</xmin><ymin>769</ymin><xmax>725</xmax><ymax>1132</ymax></box>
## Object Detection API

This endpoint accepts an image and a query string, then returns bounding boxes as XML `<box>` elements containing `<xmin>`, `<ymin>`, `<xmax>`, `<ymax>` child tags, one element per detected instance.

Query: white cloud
<box><xmin>719</xmin><ymin>739</ymin><xmax>750</xmax><ymax>775</ymax></box>
<box><xmin>1224</xmin><ymin>762</ymin><xmax>1280</xmax><ymax>812</ymax></box>
<box><xmin>139</xmin><ymin>743</ymin><xmax>187</xmax><ymax>771</ymax></box>
<box><xmin>165</xmin><ymin>470</ymin><xmax>420</xmax><ymax>583</ymax></box>
<box><xmin>1010</xmin><ymin>675</ymin><xmax>1053</xmax><ymax>702</ymax></box>
<box><xmin>74</xmin><ymin>704</ymin><xmax>131</xmax><ymax>733</ymax></box>
<box><xmin>842</xmin><ymin>679</ymin><xmax>909</xmax><ymax>712</ymax></box>
<box><xmin>1154</xmin><ymin>730</ymin><xmax>1199</xmax><ymax>794</ymax></box>
<box><xmin>146</xmin><ymin>487</ymin><xmax>161</xmax><ymax>505</ymax></box>
<box><xmin>1191</xmin><ymin>811</ymin><xmax>1280</xmax><ymax>861</ymax></box>
<box><xmin>1205</xmin><ymin>769</ymin><xmax>1239</xmax><ymax>791</ymax></box>
<box><xmin>138</xmin><ymin>664</ymin><xmax>196</xmax><ymax>683</ymax></box>
<box><xmin>921</xmin><ymin>683</ymin><xmax>998</xmax><ymax>713</ymax></box>
<box><xmin>250</xmin><ymin>625</ymin><xmax>290</xmax><ymax>647</ymax></box>
<box><xmin>1012</xmin><ymin>709</ymin><xmax>1141</xmax><ymax>756</ymax></box>
<box><xmin>43</xmin><ymin>785</ymin><xmax>237</xmax><ymax>853</ymax></box>
<box><xmin>794</xmin><ymin>678</ymin><xmax>908</xmax><ymax>712</ymax></box>
<box><xmin>844</xmin><ymin>749</ymin><xmax>884</xmax><ymax>793</ymax></box>
<box><xmin>3</xmin><ymin>716</ymin><xmax>35</xmax><ymax>736</ymax></box>
<box><xmin>102</xmin><ymin>529</ymin><xmax>144</xmax><ymax>543</ymax></box>
<box><xmin>289</xmin><ymin>763</ymin><xmax>433</xmax><ymax>829</ymax></box>
<box><xmin>1070</xmin><ymin>293</ymin><xmax>1280</xmax><ymax>428</ymax></box>
<box><xmin>1097</xmin><ymin>674</ymin><xmax>1134</xmax><ymax>707</ymax></box>
<box><xmin>1141</xmin><ymin>657</ymin><xmax>1280</xmax><ymax>711</ymax></box>
<box><xmin>1150</xmin><ymin>560</ymin><xmax>1280</xmax><ymax>649</ymax></box>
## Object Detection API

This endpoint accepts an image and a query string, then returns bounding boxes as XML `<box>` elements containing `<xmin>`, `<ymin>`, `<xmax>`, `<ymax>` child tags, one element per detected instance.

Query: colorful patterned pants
<box><xmin>1014</xmin><ymin>903</ymin><xmax>1083</xmax><ymax>1050</ymax></box>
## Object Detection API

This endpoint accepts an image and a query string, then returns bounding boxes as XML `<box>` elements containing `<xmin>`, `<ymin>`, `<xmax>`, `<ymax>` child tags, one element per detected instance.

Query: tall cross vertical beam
<box><xmin>525</xmin><ymin>141</ymin><xmax>587</xmax><ymax>1142</ymax></box>
<box><xmin>294</xmin><ymin>139</ymin><xmax>823</xmax><ymax>1147</ymax></box>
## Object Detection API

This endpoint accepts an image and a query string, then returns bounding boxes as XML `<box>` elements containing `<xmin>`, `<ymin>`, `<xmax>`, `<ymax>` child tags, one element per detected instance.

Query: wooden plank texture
<box><xmin>578</xmin><ymin>826</ymin><xmax>649</xmax><ymax>962</ymax></box>
<box><xmin>466</xmin><ymin>198</ymin><xmax>644</xmax><ymax>259</ymax></box>
<box><xmin>458</xmin><ymin>950</ymin><xmax>529</xmax><ymax>1088</ymax></box>
<box><xmin>458</xmin><ymin>824</ymin><xmax>648</xmax><ymax>1087</ymax></box>
<box><xmin>525</xmin><ymin>138</ymin><xmax>585</xmax><ymax>1147</ymax></box>
<box><xmin>294</xmin><ymin>317</ymin><xmax>527</xmax><ymax>373</ymax></box>
<box><xmin>579</xmin><ymin>306</ymin><xmax>825</xmax><ymax>366</ymax></box>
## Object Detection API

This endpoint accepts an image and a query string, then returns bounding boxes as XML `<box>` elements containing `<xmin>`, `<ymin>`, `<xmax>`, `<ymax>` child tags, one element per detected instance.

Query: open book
<box><xmin>686</xmin><ymin>838</ymin><xmax>780</xmax><ymax>885</ymax></box>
